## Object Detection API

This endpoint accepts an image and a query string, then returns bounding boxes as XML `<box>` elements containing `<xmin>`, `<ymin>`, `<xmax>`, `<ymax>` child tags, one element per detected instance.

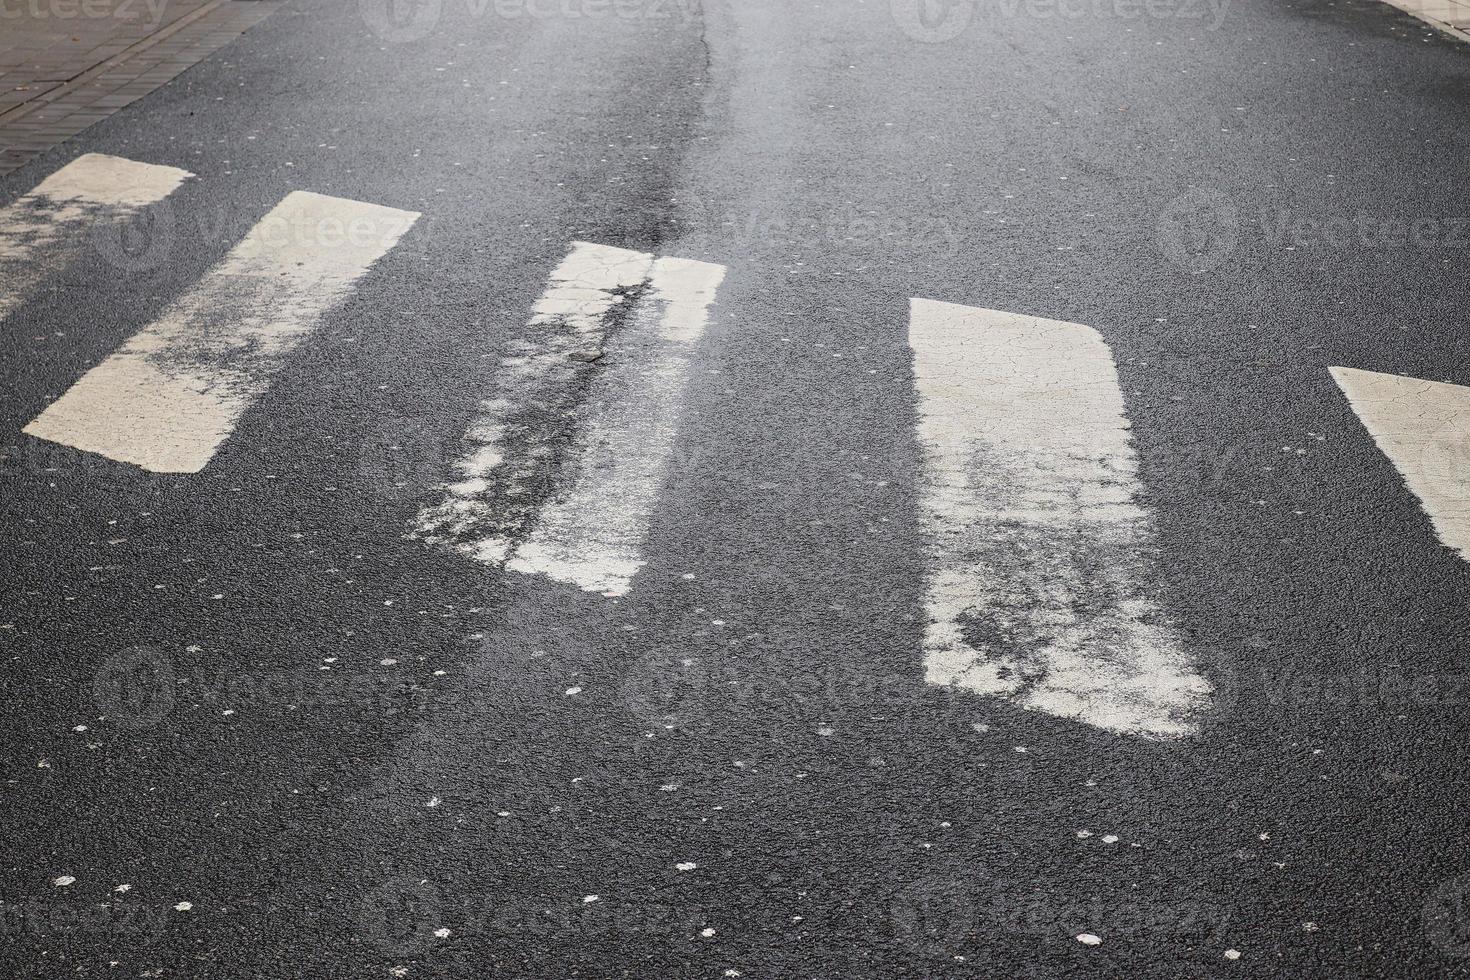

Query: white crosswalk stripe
<box><xmin>412</xmin><ymin>240</ymin><xmax>725</xmax><ymax>596</ymax></box>
<box><xmin>12</xmin><ymin>153</ymin><xmax>1465</xmax><ymax>744</ymax></box>
<box><xmin>1332</xmin><ymin>366</ymin><xmax>1470</xmax><ymax>561</ymax></box>
<box><xmin>25</xmin><ymin>190</ymin><xmax>419</xmax><ymax>473</ymax></box>
<box><xmin>0</xmin><ymin>153</ymin><xmax>192</xmax><ymax>321</ymax></box>
<box><xmin>909</xmin><ymin>298</ymin><xmax>1212</xmax><ymax>738</ymax></box>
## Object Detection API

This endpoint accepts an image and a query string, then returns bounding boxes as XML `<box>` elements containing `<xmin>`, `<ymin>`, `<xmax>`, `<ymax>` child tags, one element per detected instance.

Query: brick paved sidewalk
<box><xmin>0</xmin><ymin>0</ymin><xmax>279</xmax><ymax>177</ymax></box>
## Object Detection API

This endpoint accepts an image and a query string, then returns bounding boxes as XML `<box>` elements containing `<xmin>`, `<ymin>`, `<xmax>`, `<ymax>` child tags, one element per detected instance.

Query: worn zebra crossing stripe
<box><xmin>412</xmin><ymin>241</ymin><xmax>725</xmax><ymax>596</ymax></box>
<box><xmin>0</xmin><ymin>154</ymin><xmax>192</xmax><ymax>320</ymax></box>
<box><xmin>1331</xmin><ymin>366</ymin><xmax>1470</xmax><ymax>561</ymax></box>
<box><xmin>24</xmin><ymin>191</ymin><xmax>419</xmax><ymax>473</ymax></box>
<box><xmin>909</xmin><ymin>298</ymin><xmax>1211</xmax><ymax>738</ymax></box>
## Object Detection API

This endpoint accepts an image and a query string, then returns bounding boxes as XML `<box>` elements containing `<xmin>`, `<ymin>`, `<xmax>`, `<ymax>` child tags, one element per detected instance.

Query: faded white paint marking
<box><xmin>413</xmin><ymin>243</ymin><xmax>724</xmax><ymax>597</ymax></box>
<box><xmin>507</xmin><ymin>255</ymin><xmax>725</xmax><ymax>594</ymax></box>
<box><xmin>25</xmin><ymin>191</ymin><xmax>419</xmax><ymax>473</ymax></box>
<box><xmin>1331</xmin><ymin>366</ymin><xmax>1470</xmax><ymax>559</ymax></box>
<box><xmin>910</xmin><ymin>298</ymin><xmax>1210</xmax><ymax>738</ymax></box>
<box><xmin>411</xmin><ymin>241</ymin><xmax>655</xmax><ymax>564</ymax></box>
<box><xmin>0</xmin><ymin>154</ymin><xmax>192</xmax><ymax>319</ymax></box>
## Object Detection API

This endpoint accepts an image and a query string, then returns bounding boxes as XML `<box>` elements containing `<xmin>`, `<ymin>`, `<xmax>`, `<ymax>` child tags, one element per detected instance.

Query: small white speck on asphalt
<box><xmin>582</xmin><ymin>895</ymin><xmax>599</xmax><ymax>904</ymax></box>
<box><xmin>675</xmin><ymin>862</ymin><xmax>697</xmax><ymax>871</ymax></box>
<box><xmin>565</xmin><ymin>686</ymin><xmax>582</xmax><ymax>696</ymax></box>
<box><xmin>433</xmin><ymin>927</ymin><xmax>451</xmax><ymax>939</ymax></box>
<box><xmin>700</xmin><ymin>927</ymin><xmax>716</xmax><ymax>937</ymax></box>
<box><xmin>174</xmin><ymin>902</ymin><xmax>192</xmax><ymax>912</ymax></box>
<box><xmin>1224</xmin><ymin>949</ymin><xmax>1242</xmax><ymax>960</ymax></box>
<box><xmin>53</xmin><ymin>875</ymin><xmax>76</xmax><ymax>887</ymax></box>
<box><xmin>1076</xmin><ymin>933</ymin><xmax>1102</xmax><ymax>946</ymax></box>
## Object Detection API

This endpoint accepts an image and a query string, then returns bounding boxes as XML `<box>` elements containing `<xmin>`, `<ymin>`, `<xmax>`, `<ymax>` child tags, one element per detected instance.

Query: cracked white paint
<box><xmin>0</xmin><ymin>154</ymin><xmax>192</xmax><ymax>320</ymax></box>
<box><xmin>25</xmin><ymin>191</ymin><xmax>418</xmax><ymax>472</ymax></box>
<box><xmin>413</xmin><ymin>242</ymin><xmax>724</xmax><ymax>597</ymax></box>
<box><xmin>1331</xmin><ymin>366</ymin><xmax>1470</xmax><ymax>559</ymax></box>
<box><xmin>910</xmin><ymin>298</ymin><xmax>1210</xmax><ymax>738</ymax></box>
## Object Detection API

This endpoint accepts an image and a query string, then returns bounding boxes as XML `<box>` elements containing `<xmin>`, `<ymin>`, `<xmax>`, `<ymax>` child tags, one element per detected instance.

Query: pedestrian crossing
<box><xmin>24</xmin><ymin>187</ymin><xmax>419</xmax><ymax>473</ymax></box>
<box><xmin>7</xmin><ymin>153</ymin><xmax>1470</xmax><ymax>739</ymax></box>
<box><xmin>908</xmin><ymin>300</ymin><xmax>1211</xmax><ymax>738</ymax></box>
<box><xmin>0</xmin><ymin>154</ymin><xmax>193</xmax><ymax>321</ymax></box>
<box><xmin>408</xmin><ymin>241</ymin><xmax>725</xmax><ymax>597</ymax></box>
<box><xmin>1331</xmin><ymin>367</ymin><xmax>1470</xmax><ymax>562</ymax></box>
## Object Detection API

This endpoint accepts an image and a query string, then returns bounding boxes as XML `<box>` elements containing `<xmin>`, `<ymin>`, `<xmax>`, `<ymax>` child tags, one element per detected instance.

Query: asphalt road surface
<box><xmin>4</xmin><ymin>0</ymin><xmax>1470</xmax><ymax>976</ymax></box>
